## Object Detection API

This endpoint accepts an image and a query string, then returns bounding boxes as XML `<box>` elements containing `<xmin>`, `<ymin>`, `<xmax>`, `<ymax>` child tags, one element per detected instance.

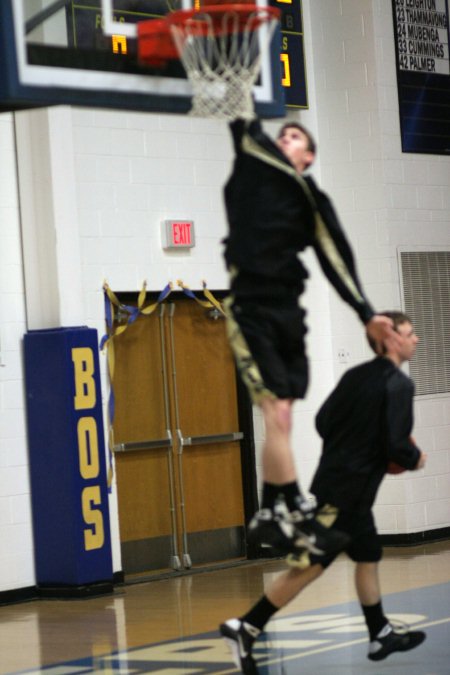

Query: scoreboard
<box><xmin>270</xmin><ymin>0</ymin><xmax>308</xmax><ymax>108</ymax></box>
<box><xmin>67</xmin><ymin>0</ymin><xmax>308</xmax><ymax>110</ymax></box>
<box><xmin>392</xmin><ymin>0</ymin><xmax>450</xmax><ymax>154</ymax></box>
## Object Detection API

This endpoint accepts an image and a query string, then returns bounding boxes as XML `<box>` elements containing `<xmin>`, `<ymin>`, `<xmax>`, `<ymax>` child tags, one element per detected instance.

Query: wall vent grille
<box><xmin>400</xmin><ymin>250</ymin><xmax>450</xmax><ymax>396</ymax></box>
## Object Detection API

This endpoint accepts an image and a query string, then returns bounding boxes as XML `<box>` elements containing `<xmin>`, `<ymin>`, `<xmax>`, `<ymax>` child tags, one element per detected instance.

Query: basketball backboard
<box><xmin>0</xmin><ymin>0</ymin><xmax>284</xmax><ymax>117</ymax></box>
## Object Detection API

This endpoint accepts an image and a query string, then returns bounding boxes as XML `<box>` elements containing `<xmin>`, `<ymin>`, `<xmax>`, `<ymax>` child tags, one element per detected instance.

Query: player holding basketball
<box><xmin>220</xmin><ymin>311</ymin><xmax>427</xmax><ymax>674</ymax></box>
<box><xmin>223</xmin><ymin>118</ymin><xmax>399</xmax><ymax>556</ymax></box>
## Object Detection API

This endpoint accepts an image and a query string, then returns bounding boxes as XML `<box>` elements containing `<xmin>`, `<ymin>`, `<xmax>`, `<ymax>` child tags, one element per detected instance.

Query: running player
<box><xmin>220</xmin><ymin>311</ymin><xmax>427</xmax><ymax>674</ymax></box>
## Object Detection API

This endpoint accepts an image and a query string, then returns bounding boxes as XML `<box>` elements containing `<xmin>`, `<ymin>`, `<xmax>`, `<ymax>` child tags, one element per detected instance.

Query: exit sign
<box><xmin>161</xmin><ymin>220</ymin><xmax>195</xmax><ymax>250</ymax></box>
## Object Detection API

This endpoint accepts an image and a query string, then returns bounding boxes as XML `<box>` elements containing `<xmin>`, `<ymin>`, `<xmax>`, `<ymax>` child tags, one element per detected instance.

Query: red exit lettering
<box><xmin>162</xmin><ymin>219</ymin><xmax>195</xmax><ymax>249</ymax></box>
<box><xmin>172</xmin><ymin>222</ymin><xmax>192</xmax><ymax>246</ymax></box>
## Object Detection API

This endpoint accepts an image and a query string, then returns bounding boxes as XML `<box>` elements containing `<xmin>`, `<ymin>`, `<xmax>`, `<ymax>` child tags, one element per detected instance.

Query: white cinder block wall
<box><xmin>307</xmin><ymin>0</ymin><xmax>450</xmax><ymax>534</ymax></box>
<box><xmin>0</xmin><ymin>0</ymin><xmax>449</xmax><ymax>592</ymax></box>
<box><xmin>0</xmin><ymin>114</ymin><xmax>35</xmax><ymax>591</ymax></box>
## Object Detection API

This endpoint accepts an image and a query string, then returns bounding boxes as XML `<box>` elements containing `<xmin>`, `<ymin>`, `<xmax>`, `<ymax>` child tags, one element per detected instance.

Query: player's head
<box><xmin>276</xmin><ymin>123</ymin><xmax>316</xmax><ymax>173</ymax></box>
<box><xmin>368</xmin><ymin>311</ymin><xmax>419</xmax><ymax>363</ymax></box>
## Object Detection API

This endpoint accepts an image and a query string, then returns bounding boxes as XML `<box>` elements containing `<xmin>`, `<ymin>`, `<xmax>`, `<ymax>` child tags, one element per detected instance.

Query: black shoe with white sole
<box><xmin>220</xmin><ymin>618</ymin><xmax>260</xmax><ymax>674</ymax></box>
<box><xmin>290</xmin><ymin>511</ymin><xmax>350</xmax><ymax>556</ymax></box>
<box><xmin>248</xmin><ymin>498</ymin><xmax>350</xmax><ymax>557</ymax></box>
<box><xmin>368</xmin><ymin>621</ymin><xmax>426</xmax><ymax>661</ymax></box>
<box><xmin>290</xmin><ymin>497</ymin><xmax>351</xmax><ymax>556</ymax></box>
<box><xmin>247</xmin><ymin>501</ymin><xmax>297</xmax><ymax>553</ymax></box>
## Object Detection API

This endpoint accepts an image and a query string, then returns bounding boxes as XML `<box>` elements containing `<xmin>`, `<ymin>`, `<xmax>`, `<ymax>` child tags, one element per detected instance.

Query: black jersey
<box><xmin>310</xmin><ymin>357</ymin><xmax>421</xmax><ymax>511</ymax></box>
<box><xmin>223</xmin><ymin>118</ymin><xmax>374</xmax><ymax>323</ymax></box>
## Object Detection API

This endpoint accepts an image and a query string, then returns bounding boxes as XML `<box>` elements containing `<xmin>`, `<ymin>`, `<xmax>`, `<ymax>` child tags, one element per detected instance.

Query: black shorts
<box><xmin>224</xmin><ymin>295</ymin><xmax>309</xmax><ymax>403</ymax></box>
<box><xmin>310</xmin><ymin>508</ymin><xmax>382</xmax><ymax>569</ymax></box>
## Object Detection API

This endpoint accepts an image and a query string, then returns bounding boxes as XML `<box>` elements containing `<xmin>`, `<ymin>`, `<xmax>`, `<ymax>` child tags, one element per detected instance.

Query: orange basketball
<box><xmin>387</xmin><ymin>436</ymin><xmax>415</xmax><ymax>474</ymax></box>
<box><xmin>387</xmin><ymin>461</ymin><xmax>406</xmax><ymax>475</ymax></box>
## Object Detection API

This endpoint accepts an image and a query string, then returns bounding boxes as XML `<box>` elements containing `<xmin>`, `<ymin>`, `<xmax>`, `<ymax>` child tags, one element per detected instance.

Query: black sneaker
<box><xmin>368</xmin><ymin>621</ymin><xmax>426</xmax><ymax>661</ymax></box>
<box><xmin>247</xmin><ymin>501</ymin><xmax>297</xmax><ymax>553</ymax></box>
<box><xmin>220</xmin><ymin>618</ymin><xmax>260</xmax><ymax>674</ymax></box>
<box><xmin>290</xmin><ymin>499</ymin><xmax>350</xmax><ymax>556</ymax></box>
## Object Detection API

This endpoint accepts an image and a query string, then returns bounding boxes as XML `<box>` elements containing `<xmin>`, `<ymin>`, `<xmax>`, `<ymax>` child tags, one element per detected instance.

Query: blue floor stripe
<box><xmin>6</xmin><ymin>581</ymin><xmax>450</xmax><ymax>675</ymax></box>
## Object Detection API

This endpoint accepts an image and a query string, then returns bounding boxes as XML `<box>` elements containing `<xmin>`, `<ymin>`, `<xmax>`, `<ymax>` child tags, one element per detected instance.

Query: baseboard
<box><xmin>0</xmin><ymin>586</ymin><xmax>36</xmax><ymax>607</ymax></box>
<box><xmin>113</xmin><ymin>570</ymin><xmax>125</xmax><ymax>584</ymax></box>
<box><xmin>0</xmin><ymin>578</ymin><xmax>118</xmax><ymax>606</ymax></box>
<box><xmin>36</xmin><ymin>580</ymin><xmax>114</xmax><ymax>599</ymax></box>
<box><xmin>380</xmin><ymin>526</ymin><xmax>450</xmax><ymax>547</ymax></box>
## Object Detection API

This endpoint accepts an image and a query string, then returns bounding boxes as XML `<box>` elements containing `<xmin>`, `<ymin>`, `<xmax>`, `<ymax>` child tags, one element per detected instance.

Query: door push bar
<box><xmin>113</xmin><ymin>434</ymin><xmax>172</xmax><ymax>453</ymax></box>
<box><xmin>177</xmin><ymin>431</ymin><xmax>244</xmax><ymax>447</ymax></box>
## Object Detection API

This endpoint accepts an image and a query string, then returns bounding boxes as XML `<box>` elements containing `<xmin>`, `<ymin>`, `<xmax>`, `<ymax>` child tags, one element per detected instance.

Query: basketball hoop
<box><xmin>138</xmin><ymin>2</ymin><xmax>280</xmax><ymax>120</ymax></box>
<box><xmin>137</xmin><ymin>19</ymin><xmax>179</xmax><ymax>68</ymax></box>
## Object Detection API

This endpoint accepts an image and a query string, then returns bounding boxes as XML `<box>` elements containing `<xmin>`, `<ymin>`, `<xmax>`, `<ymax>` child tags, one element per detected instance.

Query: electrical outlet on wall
<box><xmin>338</xmin><ymin>349</ymin><xmax>350</xmax><ymax>364</ymax></box>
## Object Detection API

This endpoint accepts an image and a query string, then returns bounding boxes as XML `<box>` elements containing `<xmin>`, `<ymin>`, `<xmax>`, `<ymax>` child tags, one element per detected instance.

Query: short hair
<box><xmin>367</xmin><ymin>310</ymin><xmax>412</xmax><ymax>354</ymax></box>
<box><xmin>278</xmin><ymin>122</ymin><xmax>317</xmax><ymax>155</ymax></box>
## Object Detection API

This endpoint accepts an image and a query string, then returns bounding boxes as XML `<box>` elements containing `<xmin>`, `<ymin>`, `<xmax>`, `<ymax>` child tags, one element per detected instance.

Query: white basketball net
<box><xmin>169</xmin><ymin>7</ymin><xmax>279</xmax><ymax>120</ymax></box>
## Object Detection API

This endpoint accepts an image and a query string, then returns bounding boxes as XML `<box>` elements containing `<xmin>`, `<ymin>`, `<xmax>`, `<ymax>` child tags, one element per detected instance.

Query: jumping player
<box><xmin>223</xmin><ymin>118</ymin><xmax>398</xmax><ymax>556</ymax></box>
<box><xmin>220</xmin><ymin>311</ymin><xmax>427</xmax><ymax>674</ymax></box>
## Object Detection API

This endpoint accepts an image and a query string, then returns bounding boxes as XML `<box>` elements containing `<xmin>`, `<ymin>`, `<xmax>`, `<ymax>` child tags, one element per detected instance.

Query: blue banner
<box><xmin>24</xmin><ymin>327</ymin><xmax>113</xmax><ymax>587</ymax></box>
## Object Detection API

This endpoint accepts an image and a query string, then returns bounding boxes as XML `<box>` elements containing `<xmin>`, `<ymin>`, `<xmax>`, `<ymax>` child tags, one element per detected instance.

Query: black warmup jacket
<box><xmin>223</xmin><ymin>118</ymin><xmax>374</xmax><ymax>322</ymax></box>
<box><xmin>310</xmin><ymin>357</ymin><xmax>421</xmax><ymax>512</ymax></box>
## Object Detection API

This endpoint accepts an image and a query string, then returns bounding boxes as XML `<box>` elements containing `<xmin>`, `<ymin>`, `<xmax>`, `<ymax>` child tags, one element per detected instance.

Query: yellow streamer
<box><xmin>177</xmin><ymin>279</ymin><xmax>225</xmax><ymax>315</ymax></box>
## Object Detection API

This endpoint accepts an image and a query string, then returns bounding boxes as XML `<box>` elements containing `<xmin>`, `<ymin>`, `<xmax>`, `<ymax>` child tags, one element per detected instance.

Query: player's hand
<box><xmin>415</xmin><ymin>451</ymin><xmax>427</xmax><ymax>470</ymax></box>
<box><xmin>365</xmin><ymin>314</ymin><xmax>401</xmax><ymax>355</ymax></box>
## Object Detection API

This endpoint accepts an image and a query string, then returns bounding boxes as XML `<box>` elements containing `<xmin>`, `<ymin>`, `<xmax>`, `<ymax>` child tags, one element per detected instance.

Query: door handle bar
<box><xmin>113</xmin><ymin>435</ymin><xmax>172</xmax><ymax>453</ymax></box>
<box><xmin>178</xmin><ymin>431</ymin><xmax>244</xmax><ymax>448</ymax></box>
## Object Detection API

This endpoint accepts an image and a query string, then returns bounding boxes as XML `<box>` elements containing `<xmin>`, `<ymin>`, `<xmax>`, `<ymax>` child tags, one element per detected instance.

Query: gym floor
<box><xmin>1</xmin><ymin>540</ymin><xmax>449</xmax><ymax>674</ymax></box>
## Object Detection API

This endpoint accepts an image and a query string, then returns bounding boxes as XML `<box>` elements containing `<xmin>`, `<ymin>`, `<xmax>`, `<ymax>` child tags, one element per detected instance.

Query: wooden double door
<box><xmin>111</xmin><ymin>294</ymin><xmax>255</xmax><ymax>575</ymax></box>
